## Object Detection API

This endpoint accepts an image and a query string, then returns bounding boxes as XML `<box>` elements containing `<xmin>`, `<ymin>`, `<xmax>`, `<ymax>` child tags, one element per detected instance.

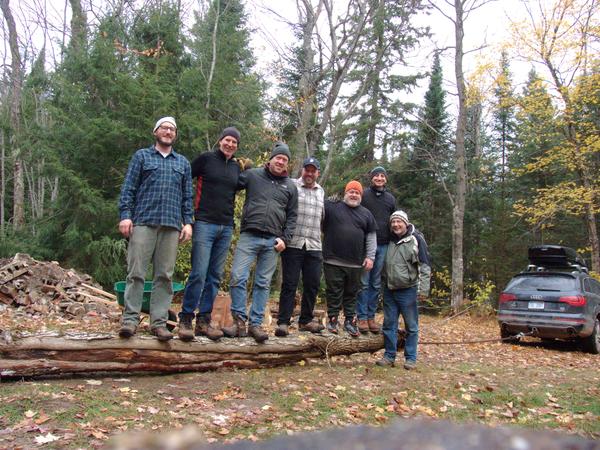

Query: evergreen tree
<box><xmin>394</xmin><ymin>52</ymin><xmax>452</xmax><ymax>269</ymax></box>
<box><xmin>179</xmin><ymin>0</ymin><xmax>265</xmax><ymax>160</ymax></box>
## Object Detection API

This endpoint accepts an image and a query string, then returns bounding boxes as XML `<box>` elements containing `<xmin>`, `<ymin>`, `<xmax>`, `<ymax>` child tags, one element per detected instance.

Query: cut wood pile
<box><xmin>0</xmin><ymin>253</ymin><xmax>120</xmax><ymax>322</ymax></box>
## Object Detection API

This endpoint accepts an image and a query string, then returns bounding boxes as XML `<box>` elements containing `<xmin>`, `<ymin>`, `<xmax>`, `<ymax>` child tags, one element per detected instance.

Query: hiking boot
<box><xmin>403</xmin><ymin>360</ymin><xmax>417</xmax><ymax>370</ymax></box>
<box><xmin>222</xmin><ymin>314</ymin><xmax>247</xmax><ymax>338</ymax></box>
<box><xmin>357</xmin><ymin>319</ymin><xmax>369</xmax><ymax>334</ymax></box>
<box><xmin>368</xmin><ymin>319</ymin><xmax>381</xmax><ymax>334</ymax></box>
<box><xmin>376</xmin><ymin>357</ymin><xmax>395</xmax><ymax>367</ymax></box>
<box><xmin>248</xmin><ymin>325</ymin><xmax>269</xmax><ymax>343</ymax></box>
<box><xmin>151</xmin><ymin>326</ymin><xmax>173</xmax><ymax>342</ymax></box>
<box><xmin>274</xmin><ymin>324</ymin><xmax>289</xmax><ymax>337</ymax></box>
<box><xmin>178</xmin><ymin>315</ymin><xmax>194</xmax><ymax>342</ymax></box>
<box><xmin>327</xmin><ymin>316</ymin><xmax>339</xmax><ymax>334</ymax></box>
<box><xmin>344</xmin><ymin>317</ymin><xmax>360</xmax><ymax>337</ymax></box>
<box><xmin>118</xmin><ymin>322</ymin><xmax>137</xmax><ymax>339</ymax></box>
<box><xmin>298</xmin><ymin>321</ymin><xmax>325</xmax><ymax>333</ymax></box>
<box><xmin>195</xmin><ymin>316</ymin><xmax>224</xmax><ymax>341</ymax></box>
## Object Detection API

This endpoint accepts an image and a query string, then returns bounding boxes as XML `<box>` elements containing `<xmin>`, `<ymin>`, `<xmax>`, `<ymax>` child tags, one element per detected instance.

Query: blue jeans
<box><xmin>230</xmin><ymin>232</ymin><xmax>278</xmax><ymax>326</ymax></box>
<box><xmin>356</xmin><ymin>244</ymin><xmax>387</xmax><ymax>320</ymax></box>
<box><xmin>382</xmin><ymin>285</ymin><xmax>419</xmax><ymax>363</ymax></box>
<box><xmin>179</xmin><ymin>221</ymin><xmax>233</xmax><ymax>320</ymax></box>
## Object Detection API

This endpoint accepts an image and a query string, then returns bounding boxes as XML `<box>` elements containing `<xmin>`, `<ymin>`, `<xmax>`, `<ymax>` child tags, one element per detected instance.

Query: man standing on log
<box><xmin>275</xmin><ymin>157</ymin><xmax>325</xmax><ymax>337</ymax></box>
<box><xmin>376</xmin><ymin>210</ymin><xmax>431</xmax><ymax>370</ymax></box>
<box><xmin>223</xmin><ymin>142</ymin><xmax>298</xmax><ymax>343</ymax></box>
<box><xmin>118</xmin><ymin>117</ymin><xmax>193</xmax><ymax>341</ymax></box>
<box><xmin>322</xmin><ymin>181</ymin><xmax>377</xmax><ymax>336</ymax></box>
<box><xmin>355</xmin><ymin>166</ymin><xmax>396</xmax><ymax>334</ymax></box>
<box><xmin>178</xmin><ymin>127</ymin><xmax>249</xmax><ymax>342</ymax></box>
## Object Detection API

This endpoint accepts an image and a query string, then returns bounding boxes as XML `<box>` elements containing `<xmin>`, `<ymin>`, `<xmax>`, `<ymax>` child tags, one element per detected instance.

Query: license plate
<box><xmin>528</xmin><ymin>301</ymin><xmax>544</xmax><ymax>309</ymax></box>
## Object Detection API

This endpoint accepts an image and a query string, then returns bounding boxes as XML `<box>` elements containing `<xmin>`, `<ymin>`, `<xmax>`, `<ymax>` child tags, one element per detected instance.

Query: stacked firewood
<box><xmin>0</xmin><ymin>253</ymin><xmax>120</xmax><ymax>320</ymax></box>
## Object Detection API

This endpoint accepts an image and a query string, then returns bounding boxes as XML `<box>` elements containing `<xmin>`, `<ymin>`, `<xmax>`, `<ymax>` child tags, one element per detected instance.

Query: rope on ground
<box><xmin>323</xmin><ymin>336</ymin><xmax>337</xmax><ymax>369</ymax></box>
<box><xmin>442</xmin><ymin>303</ymin><xmax>477</xmax><ymax>322</ymax></box>
<box><xmin>418</xmin><ymin>331</ymin><xmax>532</xmax><ymax>346</ymax></box>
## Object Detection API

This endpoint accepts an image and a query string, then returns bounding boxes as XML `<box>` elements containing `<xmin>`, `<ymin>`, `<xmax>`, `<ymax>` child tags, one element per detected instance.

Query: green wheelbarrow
<box><xmin>113</xmin><ymin>281</ymin><xmax>185</xmax><ymax>331</ymax></box>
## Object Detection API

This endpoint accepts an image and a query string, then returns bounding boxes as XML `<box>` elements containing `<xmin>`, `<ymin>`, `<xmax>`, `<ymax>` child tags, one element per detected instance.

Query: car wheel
<box><xmin>500</xmin><ymin>328</ymin><xmax>520</xmax><ymax>343</ymax></box>
<box><xmin>581</xmin><ymin>316</ymin><xmax>600</xmax><ymax>354</ymax></box>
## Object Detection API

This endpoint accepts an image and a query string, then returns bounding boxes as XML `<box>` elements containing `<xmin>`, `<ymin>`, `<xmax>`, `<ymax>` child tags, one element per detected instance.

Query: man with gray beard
<box><xmin>322</xmin><ymin>181</ymin><xmax>377</xmax><ymax>336</ymax></box>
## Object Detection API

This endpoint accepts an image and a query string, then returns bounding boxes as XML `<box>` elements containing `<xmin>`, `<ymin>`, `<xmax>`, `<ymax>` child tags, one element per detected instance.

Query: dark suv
<box><xmin>497</xmin><ymin>245</ymin><xmax>600</xmax><ymax>354</ymax></box>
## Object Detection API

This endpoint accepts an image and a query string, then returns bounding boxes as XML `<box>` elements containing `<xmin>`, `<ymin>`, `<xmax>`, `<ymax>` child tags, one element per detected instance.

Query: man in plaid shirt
<box><xmin>118</xmin><ymin>116</ymin><xmax>193</xmax><ymax>341</ymax></box>
<box><xmin>275</xmin><ymin>157</ymin><xmax>325</xmax><ymax>337</ymax></box>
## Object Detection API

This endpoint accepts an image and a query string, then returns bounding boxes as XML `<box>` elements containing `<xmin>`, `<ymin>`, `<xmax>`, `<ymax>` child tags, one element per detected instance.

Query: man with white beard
<box><xmin>322</xmin><ymin>181</ymin><xmax>377</xmax><ymax>336</ymax></box>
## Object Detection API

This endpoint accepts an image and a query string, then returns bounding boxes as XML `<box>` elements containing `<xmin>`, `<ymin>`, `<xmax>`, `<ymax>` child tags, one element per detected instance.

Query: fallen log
<box><xmin>0</xmin><ymin>331</ymin><xmax>399</xmax><ymax>378</ymax></box>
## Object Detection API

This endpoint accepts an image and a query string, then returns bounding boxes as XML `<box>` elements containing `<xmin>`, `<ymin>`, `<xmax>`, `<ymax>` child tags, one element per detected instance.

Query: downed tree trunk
<box><xmin>0</xmin><ymin>331</ymin><xmax>401</xmax><ymax>378</ymax></box>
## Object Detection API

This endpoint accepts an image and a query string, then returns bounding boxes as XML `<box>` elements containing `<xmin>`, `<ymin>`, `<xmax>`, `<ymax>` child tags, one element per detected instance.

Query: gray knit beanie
<box><xmin>270</xmin><ymin>142</ymin><xmax>291</xmax><ymax>161</ymax></box>
<box><xmin>219</xmin><ymin>126</ymin><xmax>241</xmax><ymax>143</ymax></box>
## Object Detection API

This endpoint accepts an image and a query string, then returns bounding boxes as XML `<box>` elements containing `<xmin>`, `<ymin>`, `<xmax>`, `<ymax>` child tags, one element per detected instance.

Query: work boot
<box><xmin>195</xmin><ymin>316</ymin><xmax>224</xmax><ymax>341</ymax></box>
<box><xmin>118</xmin><ymin>322</ymin><xmax>137</xmax><ymax>339</ymax></box>
<box><xmin>327</xmin><ymin>316</ymin><xmax>339</xmax><ymax>334</ymax></box>
<box><xmin>178</xmin><ymin>315</ymin><xmax>194</xmax><ymax>342</ymax></box>
<box><xmin>222</xmin><ymin>314</ymin><xmax>247</xmax><ymax>338</ymax></box>
<box><xmin>376</xmin><ymin>357</ymin><xmax>395</xmax><ymax>367</ymax></box>
<box><xmin>403</xmin><ymin>360</ymin><xmax>417</xmax><ymax>370</ymax></box>
<box><xmin>344</xmin><ymin>317</ymin><xmax>360</xmax><ymax>337</ymax></box>
<box><xmin>151</xmin><ymin>326</ymin><xmax>174</xmax><ymax>342</ymax></box>
<box><xmin>274</xmin><ymin>324</ymin><xmax>289</xmax><ymax>337</ymax></box>
<box><xmin>298</xmin><ymin>321</ymin><xmax>325</xmax><ymax>333</ymax></box>
<box><xmin>357</xmin><ymin>319</ymin><xmax>369</xmax><ymax>334</ymax></box>
<box><xmin>248</xmin><ymin>325</ymin><xmax>269</xmax><ymax>343</ymax></box>
<box><xmin>368</xmin><ymin>319</ymin><xmax>381</xmax><ymax>334</ymax></box>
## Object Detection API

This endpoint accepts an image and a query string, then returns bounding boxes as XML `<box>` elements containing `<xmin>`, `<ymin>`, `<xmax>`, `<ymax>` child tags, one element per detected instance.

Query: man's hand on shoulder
<box><xmin>179</xmin><ymin>224</ymin><xmax>193</xmax><ymax>243</ymax></box>
<box><xmin>236</xmin><ymin>157</ymin><xmax>253</xmax><ymax>171</ymax></box>
<box><xmin>118</xmin><ymin>219</ymin><xmax>133</xmax><ymax>238</ymax></box>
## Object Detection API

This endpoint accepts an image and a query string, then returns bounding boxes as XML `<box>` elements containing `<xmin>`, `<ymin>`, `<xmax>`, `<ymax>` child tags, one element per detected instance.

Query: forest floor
<box><xmin>1</xmin><ymin>313</ymin><xmax>599</xmax><ymax>449</ymax></box>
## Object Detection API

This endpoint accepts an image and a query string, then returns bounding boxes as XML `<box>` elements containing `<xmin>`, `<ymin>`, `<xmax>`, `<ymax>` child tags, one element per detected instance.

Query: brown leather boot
<box><xmin>248</xmin><ymin>325</ymin><xmax>269</xmax><ymax>343</ymax></box>
<box><xmin>298</xmin><ymin>321</ymin><xmax>324</xmax><ymax>333</ymax></box>
<box><xmin>195</xmin><ymin>316</ymin><xmax>224</xmax><ymax>341</ymax></box>
<box><xmin>357</xmin><ymin>319</ymin><xmax>369</xmax><ymax>334</ymax></box>
<box><xmin>178</xmin><ymin>315</ymin><xmax>194</xmax><ymax>342</ymax></box>
<box><xmin>368</xmin><ymin>319</ymin><xmax>380</xmax><ymax>334</ymax></box>
<box><xmin>222</xmin><ymin>314</ymin><xmax>247</xmax><ymax>338</ymax></box>
<box><xmin>151</xmin><ymin>326</ymin><xmax>173</xmax><ymax>342</ymax></box>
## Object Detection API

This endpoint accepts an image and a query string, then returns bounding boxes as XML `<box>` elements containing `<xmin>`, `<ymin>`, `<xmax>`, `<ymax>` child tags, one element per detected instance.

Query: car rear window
<box><xmin>506</xmin><ymin>275</ymin><xmax>577</xmax><ymax>291</ymax></box>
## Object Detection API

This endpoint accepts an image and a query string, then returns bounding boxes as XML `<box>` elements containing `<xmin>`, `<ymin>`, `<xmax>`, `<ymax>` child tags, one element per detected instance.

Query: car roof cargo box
<box><xmin>528</xmin><ymin>245</ymin><xmax>586</xmax><ymax>268</ymax></box>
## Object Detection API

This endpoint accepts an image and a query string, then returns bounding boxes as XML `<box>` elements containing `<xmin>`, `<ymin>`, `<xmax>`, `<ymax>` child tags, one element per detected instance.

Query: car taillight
<box><xmin>499</xmin><ymin>293</ymin><xmax>517</xmax><ymax>303</ymax></box>
<box><xmin>559</xmin><ymin>295</ymin><xmax>586</xmax><ymax>306</ymax></box>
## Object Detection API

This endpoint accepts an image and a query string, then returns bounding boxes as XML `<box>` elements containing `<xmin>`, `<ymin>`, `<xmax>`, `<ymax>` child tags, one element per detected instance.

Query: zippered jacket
<box><xmin>238</xmin><ymin>166</ymin><xmax>298</xmax><ymax>243</ymax></box>
<box><xmin>361</xmin><ymin>186</ymin><xmax>396</xmax><ymax>245</ymax></box>
<box><xmin>191</xmin><ymin>149</ymin><xmax>241</xmax><ymax>226</ymax></box>
<box><xmin>384</xmin><ymin>223</ymin><xmax>431</xmax><ymax>296</ymax></box>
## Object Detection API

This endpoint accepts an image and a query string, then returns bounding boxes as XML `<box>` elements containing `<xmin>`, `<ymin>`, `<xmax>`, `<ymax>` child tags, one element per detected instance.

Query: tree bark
<box><xmin>0</xmin><ymin>0</ymin><xmax>24</xmax><ymax>230</ymax></box>
<box><xmin>0</xmin><ymin>331</ymin><xmax>395</xmax><ymax>378</ymax></box>
<box><xmin>451</xmin><ymin>0</ymin><xmax>467</xmax><ymax>312</ymax></box>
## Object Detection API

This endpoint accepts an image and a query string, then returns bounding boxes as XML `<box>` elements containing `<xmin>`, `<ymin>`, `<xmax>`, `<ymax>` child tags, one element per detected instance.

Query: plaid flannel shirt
<box><xmin>288</xmin><ymin>177</ymin><xmax>324</xmax><ymax>251</ymax></box>
<box><xmin>119</xmin><ymin>146</ymin><xmax>193</xmax><ymax>230</ymax></box>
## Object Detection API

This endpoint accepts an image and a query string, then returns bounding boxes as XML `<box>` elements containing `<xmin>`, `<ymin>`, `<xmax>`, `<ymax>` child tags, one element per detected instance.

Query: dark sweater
<box><xmin>191</xmin><ymin>149</ymin><xmax>241</xmax><ymax>226</ymax></box>
<box><xmin>361</xmin><ymin>186</ymin><xmax>396</xmax><ymax>245</ymax></box>
<box><xmin>323</xmin><ymin>200</ymin><xmax>377</xmax><ymax>266</ymax></box>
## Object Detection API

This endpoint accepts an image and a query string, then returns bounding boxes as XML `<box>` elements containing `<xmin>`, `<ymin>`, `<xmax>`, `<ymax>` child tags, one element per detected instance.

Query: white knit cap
<box><xmin>390</xmin><ymin>210</ymin><xmax>409</xmax><ymax>225</ymax></box>
<box><xmin>153</xmin><ymin>116</ymin><xmax>177</xmax><ymax>132</ymax></box>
